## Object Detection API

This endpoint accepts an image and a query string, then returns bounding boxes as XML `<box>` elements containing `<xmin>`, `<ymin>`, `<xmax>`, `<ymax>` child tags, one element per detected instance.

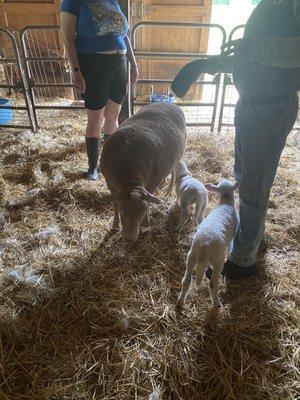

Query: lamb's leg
<box><xmin>165</xmin><ymin>171</ymin><xmax>175</xmax><ymax>196</ymax></box>
<box><xmin>209</xmin><ymin>263</ymin><xmax>223</xmax><ymax>308</ymax></box>
<box><xmin>177</xmin><ymin>250</ymin><xmax>196</xmax><ymax>308</ymax></box>
<box><xmin>193</xmin><ymin>201</ymin><xmax>205</xmax><ymax>225</ymax></box>
<box><xmin>195</xmin><ymin>260</ymin><xmax>207</xmax><ymax>289</ymax></box>
<box><xmin>112</xmin><ymin>202</ymin><xmax>120</xmax><ymax>231</ymax></box>
<box><xmin>175</xmin><ymin>202</ymin><xmax>189</xmax><ymax>231</ymax></box>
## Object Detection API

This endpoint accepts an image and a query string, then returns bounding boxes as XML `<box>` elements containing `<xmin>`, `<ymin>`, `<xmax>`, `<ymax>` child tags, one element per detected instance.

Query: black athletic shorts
<box><xmin>78</xmin><ymin>53</ymin><xmax>128</xmax><ymax>110</ymax></box>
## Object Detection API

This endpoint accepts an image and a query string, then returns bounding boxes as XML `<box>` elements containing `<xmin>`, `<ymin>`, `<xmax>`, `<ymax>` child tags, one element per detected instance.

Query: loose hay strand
<box><xmin>0</xmin><ymin>115</ymin><xmax>299</xmax><ymax>399</ymax></box>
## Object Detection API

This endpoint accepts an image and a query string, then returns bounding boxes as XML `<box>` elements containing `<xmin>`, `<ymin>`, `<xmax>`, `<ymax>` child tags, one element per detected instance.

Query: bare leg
<box><xmin>103</xmin><ymin>99</ymin><xmax>122</xmax><ymax>136</ymax></box>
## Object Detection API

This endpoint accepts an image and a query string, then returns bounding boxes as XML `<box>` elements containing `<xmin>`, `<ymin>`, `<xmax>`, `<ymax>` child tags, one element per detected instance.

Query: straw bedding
<box><xmin>0</xmin><ymin>111</ymin><xmax>299</xmax><ymax>400</ymax></box>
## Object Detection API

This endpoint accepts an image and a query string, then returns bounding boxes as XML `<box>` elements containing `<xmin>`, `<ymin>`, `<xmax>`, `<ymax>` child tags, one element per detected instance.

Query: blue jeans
<box><xmin>230</xmin><ymin>94</ymin><xmax>299</xmax><ymax>267</ymax></box>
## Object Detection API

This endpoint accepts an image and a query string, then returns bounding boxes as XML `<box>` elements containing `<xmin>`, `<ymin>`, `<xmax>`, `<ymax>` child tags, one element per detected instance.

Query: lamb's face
<box><xmin>176</xmin><ymin>161</ymin><xmax>189</xmax><ymax>179</ymax></box>
<box><xmin>217</xmin><ymin>179</ymin><xmax>235</xmax><ymax>194</ymax></box>
<box><xmin>205</xmin><ymin>180</ymin><xmax>239</xmax><ymax>201</ymax></box>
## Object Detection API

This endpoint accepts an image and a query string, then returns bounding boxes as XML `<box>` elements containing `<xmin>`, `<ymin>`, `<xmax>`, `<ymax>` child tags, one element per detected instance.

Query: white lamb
<box><xmin>177</xmin><ymin>179</ymin><xmax>239</xmax><ymax>308</ymax></box>
<box><xmin>175</xmin><ymin>161</ymin><xmax>208</xmax><ymax>231</ymax></box>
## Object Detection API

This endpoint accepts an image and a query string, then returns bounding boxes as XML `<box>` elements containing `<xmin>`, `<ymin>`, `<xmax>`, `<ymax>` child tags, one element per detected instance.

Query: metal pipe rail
<box><xmin>131</xmin><ymin>21</ymin><xmax>226</xmax><ymax>131</ymax></box>
<box><xmin>0</xmin><ymin>28</ymin><xmax>36</xmax><ymax>130</ymax></box>
<box><xmin>217</xmin><ymin>25</ymin><xmax>245</xmax><ymax>132</ymax></box>
<box><xmin>20</xmin><ymin>25</ymin><xmax>84</xmax><ymax>129</ymax></box>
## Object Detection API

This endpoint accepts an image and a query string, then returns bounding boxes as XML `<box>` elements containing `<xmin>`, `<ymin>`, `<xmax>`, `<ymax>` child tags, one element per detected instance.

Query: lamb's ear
<box><xmin>233</xmin><ymin>181</ymin><xmax>240</xmax><ymax>191</ymax></box>
<box><xmin>144</xmin><ymin>191</ymin><xmax>161</xmax><ymax>204</ymax></box>
<box><xmin>205</xmin><ymin>183</ymin><xmax>218</xmax><ymax>192</ymax></box>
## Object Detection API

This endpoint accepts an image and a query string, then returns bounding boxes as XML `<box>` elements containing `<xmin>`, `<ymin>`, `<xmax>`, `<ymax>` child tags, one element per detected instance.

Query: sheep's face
<box><xmin>119</xmin><ymin>198</ymin><xmax>148</xmax><ymax>242</ymax></box>
<box><xmin>113</xmin><ymin>187</ymin><xmax>161</xmax><ymax>242</ymax></box>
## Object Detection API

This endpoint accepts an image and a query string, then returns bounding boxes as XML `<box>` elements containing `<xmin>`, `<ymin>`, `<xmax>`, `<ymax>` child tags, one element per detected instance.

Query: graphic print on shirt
<box><xmin>86</xmin><ymin>0</ymin><xmax>127</xmax><ymax>36</ymax></box>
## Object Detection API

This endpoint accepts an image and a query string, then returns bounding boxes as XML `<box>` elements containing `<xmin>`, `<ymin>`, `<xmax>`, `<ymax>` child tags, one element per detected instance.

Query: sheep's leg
<box><xmin>165</xmin><ymin>171</ymin><xmax>175</xmax><ymax>196</ymax></box>
<box><xmin>142</xmin><ymin>209</ymin><xmax>150</xmax><ymax>226</ymax></box>
<box><xmin>112</xmin><ymin>203</ymin><xmax>120</xmax><ymax>231</ymax></box>
<box><xmin>193</xmin><ymin>201</ymin><xmax>205</xmax><ymax>225</ymax></box>
<box><xmin>227</xmin><ymin>240</ymin><xmax>234</xmax><ymax>258</ymax></box>
<box><xmin>177</xmin><ymin>250</ymin><xmax>196</xmax><ymax>308</ymax></box>
<box><xmin>175</xmin><ymin>202</ymin><xmax>189</xmax><ymax>231</ymax></box>
<box><xmin>175</xmin><ymin>186</ymin><xmax>180</xmax><ymax>208</ymax></box>
<box><xmin>209</xmin><ymin>264</ymin><xmax>222</xmax><ymax>308</ymax></box>
<box><xmin>195</xmin><ymin>260</ymin><xmax>207</xmax><ymax>290</ymax></box>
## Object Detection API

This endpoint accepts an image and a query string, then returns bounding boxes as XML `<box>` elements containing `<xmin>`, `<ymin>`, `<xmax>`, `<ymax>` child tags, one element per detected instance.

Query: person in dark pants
<box><xmin>217</xmin><ymin>0</ymin><xmax>300</xmax><ymax>279</ymax></box>
<box><xmin>60</xmin><ymin>0</ymin><xmax>139</xmax><ymax>180</ymax></box>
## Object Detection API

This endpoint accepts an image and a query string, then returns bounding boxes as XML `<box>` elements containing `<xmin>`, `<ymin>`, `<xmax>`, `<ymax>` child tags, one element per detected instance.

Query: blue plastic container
<box><xmin>149</xmin><ymin>93</ymin><xmax>175</xmax><ymax>104</ymax></box>
<box><xmin>0</xmin><ymin>98</ymin><xmax>14</xmax><ymax>125</ymax></box>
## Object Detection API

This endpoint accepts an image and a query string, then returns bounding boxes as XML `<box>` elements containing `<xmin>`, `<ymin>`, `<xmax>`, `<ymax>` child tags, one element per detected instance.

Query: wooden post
<box><xmin>118</xmin><ymin>0</ymin><xmax>131</xmax><ymax>124</ymax></box>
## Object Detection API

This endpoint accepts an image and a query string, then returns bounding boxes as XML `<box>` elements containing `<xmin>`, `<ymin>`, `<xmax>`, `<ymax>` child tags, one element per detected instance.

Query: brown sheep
<box><xmin>100</xmin><ymin>103</ymin><xmax>186</xmax><ymax>242</ymax></box>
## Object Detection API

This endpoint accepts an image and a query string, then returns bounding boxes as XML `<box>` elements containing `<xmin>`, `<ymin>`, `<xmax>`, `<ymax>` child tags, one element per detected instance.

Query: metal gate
<box><xmin>0</xmin><ymin>27</ymin><xmax>35</xmax><ymax>130</ymax></box>
<box><xmin>218</xmin><ymin>25</ymin><xmax>300</xmax><ymax>131</ymax></box>
<box><xmin>217</xmin><ymin>25</ymin><xmax>244</xmax><ymax>132</ymax></box>
<box><xmin>1</xmin><ymin>24</ymin><xmax>299</xmax><ymax>132</ymax></box>
<box><xmin>131</xmin><ymin>21</ymin><xmax>226</xmax><ymax>131</ymax></box>
<box><xmin>20</xmin><ymin>25</ymin><xmax>84</xmax><ymax>130</ymax></box>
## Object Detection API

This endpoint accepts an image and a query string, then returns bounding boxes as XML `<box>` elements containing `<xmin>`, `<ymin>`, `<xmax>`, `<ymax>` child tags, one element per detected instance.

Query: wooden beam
<box><xmin>1</xmin><ymin>3</ymin><xmax>58</xmax><ymax>14</ymax></box>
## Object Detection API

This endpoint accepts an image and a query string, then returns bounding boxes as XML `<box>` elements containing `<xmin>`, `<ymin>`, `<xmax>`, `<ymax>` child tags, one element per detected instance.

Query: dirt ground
<box><xmin>0</xmin><ymin>111</ymin><xmax>299</xmax><ymax>399</ymax></box>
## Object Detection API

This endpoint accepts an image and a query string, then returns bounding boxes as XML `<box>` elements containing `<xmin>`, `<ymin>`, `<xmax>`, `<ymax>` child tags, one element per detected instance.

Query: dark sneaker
<box><xmin>205</xmin><ymin>260</ymin><xmax>258</xmax><ymax>281</ymax></box>
<box><xmin>87</xmin><ymin>168</ymin><xmax>99</xmax><ymax>181</ymax></box>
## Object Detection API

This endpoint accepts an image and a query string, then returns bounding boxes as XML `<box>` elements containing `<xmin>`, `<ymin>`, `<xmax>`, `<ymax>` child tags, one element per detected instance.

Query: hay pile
<box><xmin>0</xmin><ymin>111</ymin><xmax>299</xmax><ymax>400</ymax></box>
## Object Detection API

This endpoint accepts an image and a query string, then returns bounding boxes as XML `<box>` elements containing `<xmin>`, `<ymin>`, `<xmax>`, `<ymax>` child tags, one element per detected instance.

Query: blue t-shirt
<box><xmin>61</xmin><ymin>0</ymin><xmax>129</xmax><ymax>54</ymax></box>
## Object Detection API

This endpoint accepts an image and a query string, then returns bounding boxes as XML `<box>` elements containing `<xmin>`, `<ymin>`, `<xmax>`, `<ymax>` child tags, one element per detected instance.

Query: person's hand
<box><xmin>73</xmin><ymin>69</ymin><xmax>86</xmax><ymax>94</ymax></box>
<box><xmin>222</xmin><ymin>38</ymin><xmax>256</xmax><ymax>62</ymax></box>
<box><xmin>131</xmin><ymin>64</ymin><xmax>139</xmax><ymax>84</ymax></box>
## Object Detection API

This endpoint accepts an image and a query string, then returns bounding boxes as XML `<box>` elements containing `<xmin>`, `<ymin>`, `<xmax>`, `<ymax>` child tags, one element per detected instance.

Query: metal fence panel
<box><xmin>0</xmin><ymin>28</ymin><xmax>35</xmax><ymax>130</ymax></box>
<box><xmin>20</xmin><ymin>25</ymin><xmax>85</xmax><ymax>129</ymax></box>
<box><xmin>218</xmin><ymin>25</ymin><xmax>300</xmax><ymax>131</ymax></box>
<box><xmin>131</xmin><ymin>22</ymin><xmax>226</xmax><ymax>131</ymax></box>
<box><xmin>1</xmin><ymin>24</ymin><xmax>298</xmax><ymax>133</ymax></box>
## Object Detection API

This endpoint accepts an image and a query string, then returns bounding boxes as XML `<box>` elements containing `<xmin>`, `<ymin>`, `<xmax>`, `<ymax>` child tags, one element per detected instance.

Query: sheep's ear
<box><xmin>98</xmin><ymin>190</ymin><xmax>127</xmax><ymax>204</ymax></box>
<box><xmin>97</xmin><ymin>193</ymin><xmax>118</xmax><ymax>204</ymax></box>
<box><xmin>205</xmin><ymin>183</ymin><xmax>218</xmax><ymax>192</ymax></box>
<box><xmin>233</xmin><ymin>181</ymin><xmax>240</xmax><ymax>191</ymax></box>
<box><xmin>145</xmin><ymin>191</ymin><xmax>161</xmax><ymax>204</ymax></box>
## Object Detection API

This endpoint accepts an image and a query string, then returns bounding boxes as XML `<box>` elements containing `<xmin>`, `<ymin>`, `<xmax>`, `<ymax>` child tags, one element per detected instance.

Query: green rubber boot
<box><xmin>85</xmin><ymin>137</ymin><xmax>100</xmax><ymax>180</ymax></box>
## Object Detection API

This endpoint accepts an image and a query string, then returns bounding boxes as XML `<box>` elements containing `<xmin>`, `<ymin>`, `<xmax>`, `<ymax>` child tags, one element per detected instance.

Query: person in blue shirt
<box><xmin>60</xmin><ymin>0</ymin><xmax>139</xmax><ymax>180</ymax></box>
